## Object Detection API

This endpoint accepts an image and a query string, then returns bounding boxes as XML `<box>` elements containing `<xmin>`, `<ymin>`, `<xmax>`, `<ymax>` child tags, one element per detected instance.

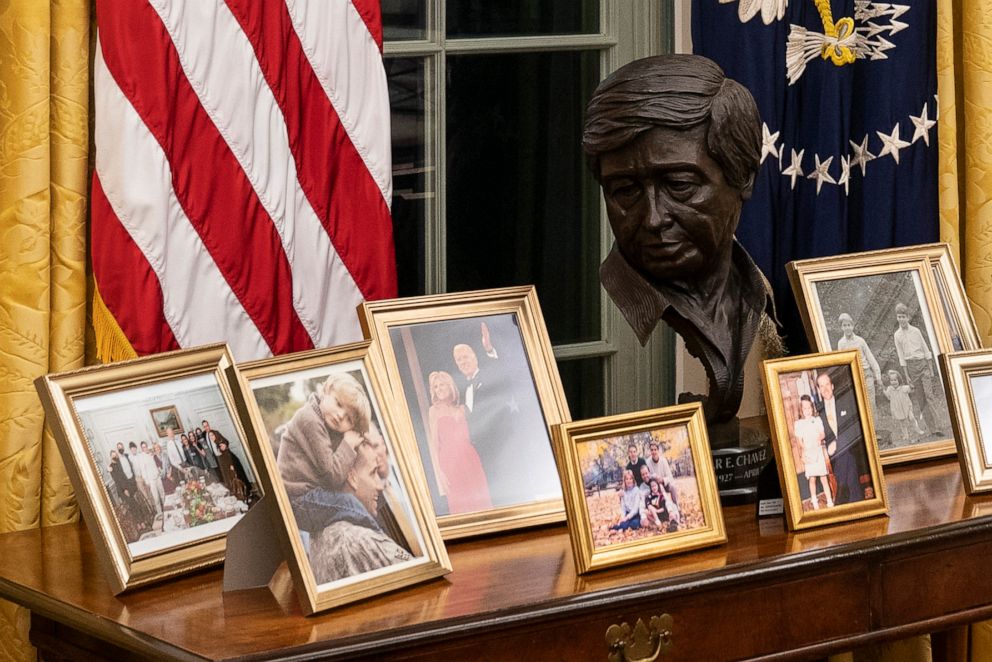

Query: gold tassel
<box><xmin>91</xmin><ymin>283</ymin><xmax>138</xmax><ymax>364</ymax></box>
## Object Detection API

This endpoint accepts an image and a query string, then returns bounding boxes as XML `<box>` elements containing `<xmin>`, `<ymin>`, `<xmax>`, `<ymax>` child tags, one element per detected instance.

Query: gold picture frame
<box><xmin>787</xmin><ymin>249</ymin><xmax>957</xmax><ymax>464</ymax></box>
<box><xmin>552</xmin><ymin>402</ymin><xmax>725</xmax><ymax>574</ymax></box>
<box><xmin>35</xmin><ymin>344</ymin><xmax>261</xmax><ymax>594</ymax></box>
<box><xmin>230</xmin><ymin>341</ymin><xmax>451</xmax><ymax>614</ymax></box>
<box><xmin>358</xmin><ymin>286</ymin><xmax>569</xmax><ymax>539</ymax></box>
<box><xmin>763</xmin><ymin>351</ymin><xmax>889</xmax><ymax>531</ymax></box>
<box><xmin>941</xmin><ymin>349</ymin><xmax>992</xmax><ymax>494</ymax></box>
<box><xmin>149</xmin><ymin>404</ymin><xmax>184</xmax><ymax>437</ymax></box>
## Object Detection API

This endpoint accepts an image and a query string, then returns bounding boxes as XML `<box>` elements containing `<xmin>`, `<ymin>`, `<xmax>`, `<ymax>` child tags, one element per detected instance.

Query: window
<box><xmin>384</xmin><ymin>1</ymin><xmax>674</xmax><ymax>419</ymax></box>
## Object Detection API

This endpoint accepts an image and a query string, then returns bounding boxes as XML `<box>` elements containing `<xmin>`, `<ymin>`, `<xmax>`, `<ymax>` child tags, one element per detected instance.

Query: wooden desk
<box><xmin>2</xmin><ymin>459</ymin><xmax>991</xmax><ymax>661</ymax></box>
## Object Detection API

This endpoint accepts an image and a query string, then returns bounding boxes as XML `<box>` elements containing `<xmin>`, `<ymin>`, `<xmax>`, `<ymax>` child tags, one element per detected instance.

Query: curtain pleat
<box><xmin>0</xmin><ymin>1</ymin><xmax>89</xmax><ymax>660</ymax></box>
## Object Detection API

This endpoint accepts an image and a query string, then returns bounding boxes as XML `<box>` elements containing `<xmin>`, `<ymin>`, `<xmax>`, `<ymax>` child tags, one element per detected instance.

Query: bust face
<box><xmin>598</xmin><ymin>124</ymin><xmax>744</xmax><ymax>283</ymax></box>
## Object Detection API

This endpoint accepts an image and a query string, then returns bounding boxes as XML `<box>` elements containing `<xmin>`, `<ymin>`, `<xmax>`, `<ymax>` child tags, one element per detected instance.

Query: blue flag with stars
<box><xmin>692</xmin><ymin>0</ymin><xmax>938</xmax><ymax>352</ymax></box>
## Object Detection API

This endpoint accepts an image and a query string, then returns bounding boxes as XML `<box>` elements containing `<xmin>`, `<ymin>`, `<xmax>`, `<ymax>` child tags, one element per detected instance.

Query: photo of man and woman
<box><xmin>776</xmin><ymin>366</ymin><xmax>874</xmax><ymax>511</ymax></box>
<box><xmin>74</xmin><ymin>373</ymin><xmax>258</xmax><ymax>557</ymax></box>
<box><xmin>579</xmin><ymin>424</ymin><xmax>706</xmax><ymax>549</ymax></box>
<box><xmin>388</xmin><ymin>313</ymin><xmax>562</xmax><ymax>518</ymax></box>
<box><xmin>813</xmin><ymin>270</ymin><xmax>952</xmax><ymax>450</ymax></box>
<box><xmin>250</xmin><ymin>363</ymin><xmax>425</xmax><ymax>588</ymax></box>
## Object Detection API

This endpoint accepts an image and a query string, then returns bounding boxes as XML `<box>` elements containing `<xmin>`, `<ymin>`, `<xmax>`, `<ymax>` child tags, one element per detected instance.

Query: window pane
<box><xmin>386</xmin><ymin>57</ymin><xmax>429</xmax><ymax>297</ymax></box>
<box><xmin>446</xmin><ymin>1</ymin><xmax>599</xmax><ymax>38</ymax></box>
<box><xmin>445</xmin><ymin>51</ymin><xmax>601</xmax><ymax>344</ymax></box>
<box><xmin>382</xmin><ymin>0</ymin><xmax>427</xmax><ymax>41</ymax></box>
<box><xmin>557</xmin><ymin>357</ymin><xmax>604</xmax><ymax>419</ymax></box>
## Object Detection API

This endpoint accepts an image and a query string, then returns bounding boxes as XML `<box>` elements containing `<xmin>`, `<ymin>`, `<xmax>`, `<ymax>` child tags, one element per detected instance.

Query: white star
<box><xmin>760</xmin><ymin>123</ymin><xmax>781</xmax><ymax>164</ymax></box>
<box><xmin>849</xmin><ymin>136</ymin><xmax>876</xmax><ymax>176</ymax></box>
<box><xmin>910</xmin><ymin>103</ymin><xmax>936</xmax><ymax>146</ymax></box>
<box><xmin>877</xmin><ymin>124</ymin><xmax>911</xmax><ymax>164</ymax></box>
<box><xmin>807</xmin><ymin>155</ymin><xmax>836</xmax><ymax>194</ymax></box>
<box><xmin>782</xmin><ymin>148</ymin><xmax>805</xmax><ymax>190</ymax></box>
<box><xmin>837</xmin><ymin>155</ymin><xmax>851</xmax><ymax>195</ymax></box>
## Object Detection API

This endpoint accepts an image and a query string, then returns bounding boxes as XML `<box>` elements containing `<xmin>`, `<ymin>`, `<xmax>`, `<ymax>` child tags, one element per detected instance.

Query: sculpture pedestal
<box><xmin>708</xmin><ymin>416</ymin><xmax>774</xmax><ymax>506</ymax></box>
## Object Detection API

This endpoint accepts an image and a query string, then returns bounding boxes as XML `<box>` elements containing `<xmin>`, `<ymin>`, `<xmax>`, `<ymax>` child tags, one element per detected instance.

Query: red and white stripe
<box><xmin>91</xmin><ymin>0</ymin><xmax>396</xmax><ymax>361</ymax></box>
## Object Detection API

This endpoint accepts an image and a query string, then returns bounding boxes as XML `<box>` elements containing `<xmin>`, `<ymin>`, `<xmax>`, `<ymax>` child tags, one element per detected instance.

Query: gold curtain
<box><xmin>939</xmin><ymin>0</ymin><xmax>992</xmax><ymax>659</ymax></box>
<box><xmin>939</xmin><ymin>0</ymin><xmax>992</xmax><ymax>348</ymax></box>
<box><xmin>0</xmin><ymin>1</ymin><xmax>89</xmax><ymax>660</ymax></box>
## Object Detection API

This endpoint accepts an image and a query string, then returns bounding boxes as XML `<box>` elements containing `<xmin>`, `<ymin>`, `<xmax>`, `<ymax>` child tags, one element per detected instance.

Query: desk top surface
<box><xmin>0</xmin><ymin>458</ymin><xmax>989</xmax><ymax>661</ymax></box>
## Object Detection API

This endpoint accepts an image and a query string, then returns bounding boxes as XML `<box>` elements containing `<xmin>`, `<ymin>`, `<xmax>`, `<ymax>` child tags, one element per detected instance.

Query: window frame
<box><xmin>383</xmin><ymin>0</ymin><xmax>674</xmax><ymax>416</ymax></box>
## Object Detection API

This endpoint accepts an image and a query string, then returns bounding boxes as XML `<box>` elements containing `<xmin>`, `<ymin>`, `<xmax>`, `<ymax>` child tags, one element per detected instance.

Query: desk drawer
<box><xmin>391</xmin><ymin>565</ymin><xmax>870</xmax><ymax>661</ymax></box>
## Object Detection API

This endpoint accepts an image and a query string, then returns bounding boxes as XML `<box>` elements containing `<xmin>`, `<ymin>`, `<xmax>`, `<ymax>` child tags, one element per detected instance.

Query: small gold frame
<box><xmin>359</xmin><ymin>286</ymin><xmax>569</xmax><ymax>539</ymax></box>
<box><xmin>941</xmin><ymin>349</ymin><xmax>992</xmax><ymax>494</ymax></box>
<box><xmin>787</xmin><ymin>248</ymin><xmax>957</xmax><ymax>464</ymax></box>
<box><xmin>552</xmin><ymin>402</ymin><xmax>726</xmax><ymax>574</ymax></box>
<box><xmin>763</xmin><ymin>350</ymin><xmax>889</xmax><ymax>531</ymax></box>
<box><xmin>35</xmin><ymin>344</ymin><xmax>258</xmax><ymax>594</ymax></box>
<box><xmin>230</xmin><ymin>341</ymin><xmax>451</xmax><ymax>615</ymax></box>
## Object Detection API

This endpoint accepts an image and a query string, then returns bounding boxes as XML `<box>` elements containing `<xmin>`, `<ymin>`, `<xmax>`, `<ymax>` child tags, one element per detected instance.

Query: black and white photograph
<box><xmin>74</xmin><ymin>373</ymin><xmax>258</xmax><ymax>558</ymax></box>
<box><xmin>812</xmin><ymin>270</ymin><xmax>952</xmax><ymax>452</ymax></box>
<box><xmin>387</xmin><ymin>313</ymin><xmax>562</xmax><ymax>518</ymax></box>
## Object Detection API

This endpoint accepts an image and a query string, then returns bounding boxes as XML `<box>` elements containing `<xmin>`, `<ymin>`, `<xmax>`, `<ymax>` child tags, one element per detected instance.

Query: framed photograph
<box><xmin>551</xmin><ymin>402</ymin><xmax>725</xmax><ymax>574</ymax></box>
<box><xmin>788</xmin><ymin>251</ymin><xmax>957</xmax><ymax>464</ymax></box>
<box><xmin>34</xmin><ymin>344</ymin><xmax>261</xmax><ymax>594</ymax></box>
<box><xmin>358</xmin><ymin>286</ymin><xmax>569</xmax><ymax>539</ymax></box>
<box><xmin>762</xmin><ymin>350</ymin><xmax>888</xmax><ymax>531</ymax></box>
<box><xmin>941</xmin><ymin>349</ymin><xmax>992</xmax><ymax>494</ymax></box>
<box><xmin>150</xmin><ymin>405</ymin><xmax>184</xmax><ymax>437</ymax></box>
<box><xmin>231</xmin><ymin>341</ymin><xmax>450</xmax><ymax>614</ymax></box>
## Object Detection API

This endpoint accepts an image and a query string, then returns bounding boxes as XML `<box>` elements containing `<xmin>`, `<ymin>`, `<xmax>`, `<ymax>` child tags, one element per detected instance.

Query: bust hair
<box><xmin>894</xmin><ymin>303</ymin><xmax>909</xmax><ymax>315</ymax></box>
<box><xmin>320</xmin><ymin>372</ymin><xmax>372</xmax><ymax>435</ymax></box>
<box><xmin>582</xmin><ymin>54</ymin><xmax>761</xmax><ymax>194</ymax></box>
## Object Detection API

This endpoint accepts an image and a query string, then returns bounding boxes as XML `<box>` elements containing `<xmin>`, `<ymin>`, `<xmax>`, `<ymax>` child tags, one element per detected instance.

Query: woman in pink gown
<box><xmin>427</xmin><ymin>370</ymin><xmax>492</xmax><ymax>514</ymax></box>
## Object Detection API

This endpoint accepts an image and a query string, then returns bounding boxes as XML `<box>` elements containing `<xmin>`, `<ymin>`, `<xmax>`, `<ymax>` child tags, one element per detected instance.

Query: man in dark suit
<box><xmin>816</xmin><ymin>370</ymin><xmax>867</xmax><ymax>505</ymax></box>
<box><xmin>452</xmin><ymin>322</ymin><xmax>552</xmax><ymax>508</ymax></box>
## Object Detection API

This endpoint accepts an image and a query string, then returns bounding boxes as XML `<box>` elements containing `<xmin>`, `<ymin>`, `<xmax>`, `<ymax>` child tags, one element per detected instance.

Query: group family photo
<box><xmin>75</xmin><ymin>373</ymin><xmax>257</xmax><ymax>557</ymax></box>
<box><xmin>387</xmin><ymin>313</ymin><xmax>562</xmax><ymax>518</ymax></box>
<box><xmin>251</xmin><ymin>363</ymin><xmax>425</xmax><ymax>587</ymax></box>
<box><xmin>578</xmin><ymin>424</ymin><xmax>706</xmax><ymax>549</ymax></box>
<box><xmin>812</xmin><ymin>270</ymin><xmax>952</xmax><ymax>451</ymax></box>
<box><xmin>775</xmin><ymin>366</ymin><xmax>874</xmax><ymax>512</ymax></box>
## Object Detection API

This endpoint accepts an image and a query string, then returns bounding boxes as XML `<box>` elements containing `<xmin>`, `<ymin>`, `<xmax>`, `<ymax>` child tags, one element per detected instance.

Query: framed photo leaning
<box><xmin>941</xmin><ymin>349</ymin><xmax>992</xmax><ymax>494</ymax></box>
<box><xmin>358</xmin><ymin>286</ymin><xmax>569</xmax><ymax>539</ymax></box>
<box><xmin>34</xmin><ymin>344</ymin><xmax>261</xmax><ymax>594</ymax></box>
<box><xmin>230</xmin><ymin>341</ymin><xmax>450</xmax><ymax>614</ymax></box>
<box><xmin>762</xmin><ymin>350</ymin><xmax>888</xmax><ymax>531</ymax></box>
<box><xmin>788</xmin><ymin>249</ymin><xmax>957</xmax><ymax>464</ymax></box>
<box><xmin>552</xmin><ymin>402</ymin><xmax>725</xmax><ymax>574</ymax></box>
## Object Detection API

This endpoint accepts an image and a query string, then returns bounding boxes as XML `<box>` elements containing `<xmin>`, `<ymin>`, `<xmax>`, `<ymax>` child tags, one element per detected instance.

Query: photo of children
<box><xmin>250</xmin><ymin>363</ymin><xmax>426</xmax><ymax>588</ymax></box>
<box><xmin>776</xmin><ymin>367</ymin><xmax>873</xmax><ymax>511</ymax></box>
<box><xmin>813</xmin><ymin>270</ymin><xmax>952</xmax><ymax>451</ymax></box>
<box><xmin>579</xmin><ymin>424</ymin><xmax>705</xmax><ymax>549</ymax></box>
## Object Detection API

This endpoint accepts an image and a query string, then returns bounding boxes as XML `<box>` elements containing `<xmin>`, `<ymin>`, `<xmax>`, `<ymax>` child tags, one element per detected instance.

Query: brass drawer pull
<box><xmin>606</xmin><ymin>614</ymin><xmax>674</xmax><ymax>662</ymax></box>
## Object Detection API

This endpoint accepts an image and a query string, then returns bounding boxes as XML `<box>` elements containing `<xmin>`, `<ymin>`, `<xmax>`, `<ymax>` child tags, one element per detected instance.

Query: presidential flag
<box><xmin>692</xmin><ymin>0</ymin><xmax>938</xmax><ymax>352</ymax></box>
<box><xmin>91</xmin><ymin>0</ymin><xmax>396</xmax><ymax>362</ymax></box>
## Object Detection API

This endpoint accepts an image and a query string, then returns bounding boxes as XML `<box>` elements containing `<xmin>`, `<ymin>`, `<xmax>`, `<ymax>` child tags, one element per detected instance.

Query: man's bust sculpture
<box><xmin>582</xmin><ymin>54</ymin><xmax>775</xmax><ymax>426</ymax></box>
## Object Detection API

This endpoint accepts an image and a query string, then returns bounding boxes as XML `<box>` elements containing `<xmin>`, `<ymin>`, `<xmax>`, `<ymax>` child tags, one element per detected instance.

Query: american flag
<box><xmin>91</xmin><ymin>0</ymin><xmax>396</xmax><ymax>362</ymax></box>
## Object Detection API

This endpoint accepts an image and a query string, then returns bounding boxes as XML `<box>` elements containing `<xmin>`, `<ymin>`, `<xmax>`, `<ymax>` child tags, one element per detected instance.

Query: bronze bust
<box><xmin>583</xmin><ymin>54</ymin><xmax>776</xmax><ymax>426</ymax></box>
